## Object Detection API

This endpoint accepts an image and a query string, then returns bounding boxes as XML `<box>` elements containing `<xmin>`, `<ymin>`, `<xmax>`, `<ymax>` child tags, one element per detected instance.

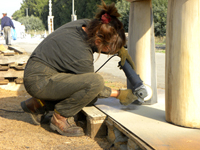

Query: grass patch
<box><xmin>155</xmin><ymin>36</ymin><xmax>166</xmax><ymax>53</ymax></box>
<box><xmin>104</xmin><ymin>80</ymin><xmax>126</xmax><ymax>90</ymax></box>
<box><xmin>155</xmin><ymin>36</ymin><xmax>166</xmax><ymax>45</ymax></box>
<box><xmin>156</xmin><ymin>50</ymin><xmax>165</xmax><ymax>53</ymax></box>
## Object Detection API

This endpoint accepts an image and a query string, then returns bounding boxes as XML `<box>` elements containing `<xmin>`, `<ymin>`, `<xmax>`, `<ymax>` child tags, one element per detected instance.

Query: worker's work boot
<box><xmin>50</xmin><ymin>112</ymin><xmax>85</xmax><ymax>137</ymax></box>
<box><xmin>21</xmin><ymin>97</ymin><xmax>50</xmax><ymax>125</ymax></box>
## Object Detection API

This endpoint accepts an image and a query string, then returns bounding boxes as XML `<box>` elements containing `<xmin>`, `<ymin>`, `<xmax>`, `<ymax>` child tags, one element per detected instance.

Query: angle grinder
<box><xmin>119</xmin><ymin>60</ymin><xmax>153</xmax><ymax>103</ymax></box>
<box><xmin>95</xmin><ymin>54</ymin><xmax>153</xmax><ymax>104</ymax></box>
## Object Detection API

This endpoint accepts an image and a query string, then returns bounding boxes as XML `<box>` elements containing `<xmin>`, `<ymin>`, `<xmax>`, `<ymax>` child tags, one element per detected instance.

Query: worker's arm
<box><xmin>111</xmin><ymin>89</ymin><xmax>138</xmax><ymax>106</ymax></box>
<box><xmin>110</xmin><ymin>89</ymin><xmax>120</xmax><ymax>97</ymax></box>
<box><xmin>98</xmin><ymin>86</ymin><xmax>137</xmax><ymax>106</ymax></box>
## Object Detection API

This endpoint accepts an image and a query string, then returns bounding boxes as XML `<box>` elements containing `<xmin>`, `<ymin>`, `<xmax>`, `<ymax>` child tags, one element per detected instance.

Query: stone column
<box><xmin>127</xmin><ymin>0</ymin><xmax>157</xmax><ymax>104</ymax></box>
<box><xmin>165</xmin><ymin>0</ymin><xmax>200</xmax><ymax>128</ymax></box>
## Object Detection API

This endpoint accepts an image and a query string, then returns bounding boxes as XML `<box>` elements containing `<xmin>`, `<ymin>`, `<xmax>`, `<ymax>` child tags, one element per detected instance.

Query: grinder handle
<box><xmin>119</xmin><ymin>60</ymin><xmax>143</xmax><ymax>91</ymax></box>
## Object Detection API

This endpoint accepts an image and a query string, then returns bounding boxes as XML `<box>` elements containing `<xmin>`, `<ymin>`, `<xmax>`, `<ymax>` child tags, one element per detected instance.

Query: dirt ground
<box><xmin>0</xmin><ymin>72</ymin><xmax>126</xmax><ymax>150</ymax></box>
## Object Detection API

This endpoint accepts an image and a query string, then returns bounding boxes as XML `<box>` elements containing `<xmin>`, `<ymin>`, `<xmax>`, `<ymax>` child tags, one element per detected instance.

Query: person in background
<box><xmin>1</xmin><ymin>13</ymin><xmax>15</xmax><ymax>45</ymax></box>
<box><xmin>21</xmin><ymin>0</ymin><xmax>137</xmax><ymax>137</ymax></box>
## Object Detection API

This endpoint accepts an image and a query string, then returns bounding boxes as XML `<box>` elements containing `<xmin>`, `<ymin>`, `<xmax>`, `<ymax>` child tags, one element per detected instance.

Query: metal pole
<box><xmin>26</xmin><ymin>8</ymin><xmax>28</xmax><ymax>17</ymax></box>
<box><xmin>72</xmin><ymin>0</ymin><xmax>74</xmax><ymax>15</ymax></box>
<box><xmin>71</xmin><ymin>0</ymin><xmax>77</xmax><ymax>21</ymax></box>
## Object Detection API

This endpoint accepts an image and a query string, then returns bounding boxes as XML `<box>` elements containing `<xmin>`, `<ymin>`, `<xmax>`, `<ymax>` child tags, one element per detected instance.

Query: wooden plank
<box><xmin>0</xmin><ymin>78</ymin><xmax>9</xmax><ymax>85</ymax></box>
<box><xmin>14</xmin><ymin>64</ymin><xmax>26</xmax><ymax>70</ymax></box>
<box><xmin>8</xmin><ymin>46</ymin><xmax>26</xmax><ymax>54</ymax></box>
<box><xmin>2</xmin><ymin>50</ymin><xmax>15</xmax><ymax>56</ymax></box>
<box><xmin>0</xmin><ymin>68</ymin><xmax>24</xmax><ymax>78</ymax></box>
<box><xmin>0</xmin><ymin>44</ymin><xmax>7</xmax><ymax>52</ymax></box>
<box><xmin>0</xmin><ymin>55</ymin><xmax>29</xmax><ymax>65</ymax></box>
<box><xmin>14</xmin><ymin>78</ymin><xmax>23</xmax><ymax>84</ymax></box>
<box><xmin>82</xmin><ymin>106</ymin><xmax>107</xmax><ymax>139</ymax></box>
<box><xmin>0</xmin><ymin>65</ymin><xmax>9</xmax><ymax>71</ymax></box>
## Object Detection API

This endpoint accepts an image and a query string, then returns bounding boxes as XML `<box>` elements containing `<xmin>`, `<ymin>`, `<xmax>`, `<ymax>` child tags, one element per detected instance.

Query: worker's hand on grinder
<box><xmin>118</xmin><ymin>47</ymin><xmax>135</xmax><ymax>69</ymax></box>
<box><xmin>117</xmin><ymin>89</ymin><xmax>138</xmax><ymax>106</ymax></box>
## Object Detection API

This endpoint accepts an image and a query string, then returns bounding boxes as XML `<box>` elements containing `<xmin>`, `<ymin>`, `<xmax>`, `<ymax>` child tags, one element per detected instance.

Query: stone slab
<box><xmin>95</xmin><ymin>89</ymin><xmax>200</xmax><ymax>150</ymax></box>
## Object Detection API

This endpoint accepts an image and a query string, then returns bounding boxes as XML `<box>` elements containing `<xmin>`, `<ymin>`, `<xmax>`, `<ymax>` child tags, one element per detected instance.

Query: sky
<box><xmin>0</xmin><ymin>0</ymin><xmax>23</xmax><ymax>17</ymax></box>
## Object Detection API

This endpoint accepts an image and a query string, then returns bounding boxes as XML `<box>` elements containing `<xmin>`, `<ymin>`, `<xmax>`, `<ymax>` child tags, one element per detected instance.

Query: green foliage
<box><xmin>52</xmin><ymin>0</ymin><xmax>72</xmax><ymax>29</ymax></box>
<box><xmin>20</xmin><ymin>0</ymin><xmax>49</xmax><ymax>18</ymax></box>
<box><xmin>18</xmin><ymin>15</ymin><xmax>45</xmax><ymax>31</ymax></box>
<box><xmin>12</xmin><ymin>0</ymin><xmax>168</xmax><ymax>37</ymax></box>
<box><xmin>152</xmin><ymin>0</ymin><xmax>168</xmax><ymax>37</ymax></box>
<box><xmin>13</xmin><ymin>0</ymin><xmax>121</xmax><ymax>30</ymax></box>
<box><xmin>115</xmin><ymin>0</ymin><xmax>130</xmax><ymax>32</ymax></box>
<box><xmin>12</xmin><ymin>10</ymin><xmax>24</xmax><ymax>20</ymax></box>
<box><xmin>52</xmin><ymin>0</ymin><xmax>116</xmax><ymax>29</ymax></box>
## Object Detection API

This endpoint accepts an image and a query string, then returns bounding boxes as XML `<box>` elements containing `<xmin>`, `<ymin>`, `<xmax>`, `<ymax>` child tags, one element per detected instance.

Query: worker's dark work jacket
<box><xmin>1</xmin><ymin>16</ymin><xmax>15</xmax><ymax>30</ymax></box>
<box><xmin>31</xmin><ymin>19</ymin><xmax>94</xmax><ymax>74</ymax></box>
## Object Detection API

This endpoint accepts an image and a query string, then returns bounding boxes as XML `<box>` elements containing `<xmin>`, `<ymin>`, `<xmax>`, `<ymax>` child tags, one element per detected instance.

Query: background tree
<box><xmin>12</xmin><ymin>10</ymin><xmax>24</xmax><ymax>20</ymax></box>
<box><xmin>10</xmin><ymin>0</ymin><xmax>168</xmax><ymax>37</ymax></box>
<box><xmin>52</xmin><ymin>0</ymin><xmax>71</xmax><ymax>29</ymax></box>
<box><xmin>52</xmin><ymin>0</ymin><xmax>116</xmax><ymax>29</ymax></box>
<box><xmin>20</xmin><ymin>0</ymin><xmax>49</xmax><ymax>18</ymax></box>
<box><xmin>152</xmin><ymin>0</ymin><xmax>168</xmax><ymax>37</ymax></box>
<box><xmin>18</xmin><ymin>15</ymin><xmax>45</xmax><ymax>32</ymax></box>
<box><xmin>115</xmin><ymin>0</ymin><xmax>130</xmax><ymax>32</ymax></box>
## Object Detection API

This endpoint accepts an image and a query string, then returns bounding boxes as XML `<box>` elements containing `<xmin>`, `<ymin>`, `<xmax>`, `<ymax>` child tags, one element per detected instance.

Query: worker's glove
<box><xmin>117</xmin><ymin>89</ymin><xmax>138</xmax><ymax>106</ymax></box>
<box><xmin>118</xmin><ymin>47</ymin><xmax>135</xmax><ymax>70</ymax></box>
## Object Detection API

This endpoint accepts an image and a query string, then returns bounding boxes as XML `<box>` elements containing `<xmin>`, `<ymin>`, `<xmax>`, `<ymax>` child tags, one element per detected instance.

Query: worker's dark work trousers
<box><xmin>23</xmin><ymin>58</ymin><xmax>105</xmax><ymax>118</ymax></box>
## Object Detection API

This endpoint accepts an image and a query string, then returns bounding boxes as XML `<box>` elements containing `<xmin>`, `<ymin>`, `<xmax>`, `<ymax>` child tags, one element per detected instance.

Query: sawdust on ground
<box><xmin>0</xmin><ymin>72</ymin><xmax>126</xmax><ymax>150</ymax></box>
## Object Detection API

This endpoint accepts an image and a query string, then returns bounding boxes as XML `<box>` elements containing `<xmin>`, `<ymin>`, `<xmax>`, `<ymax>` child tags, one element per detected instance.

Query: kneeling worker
<box><xmin>21</xmin><ymin>1</ymin><xmax>137</xmax><ymax>137</ymax></box>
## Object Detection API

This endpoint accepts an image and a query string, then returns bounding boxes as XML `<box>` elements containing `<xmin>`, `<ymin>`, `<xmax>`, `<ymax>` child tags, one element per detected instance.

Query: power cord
<box><xmin>95</xmin><ymin>54</ymin><xmax>117</xmax><ymax>73</ymax></box>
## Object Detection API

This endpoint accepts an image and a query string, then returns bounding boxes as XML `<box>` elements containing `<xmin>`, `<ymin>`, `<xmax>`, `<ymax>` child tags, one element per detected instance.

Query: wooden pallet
<box><xmin>0</xmin><ymin>77</ymin><xmax>9</xmax><ymax>85</ymax></box>
<box><xmin>8</xmin><ymin>45</ymin><xmax>26</xmax><ymax>54</ymax></box>
<box><xmin>0</xmin><ymin>44</ymin><xmax>26</xmax><ymax>56</ymax></box>
<box><xmin>0</xmin><ymin>45</ymin><xmax>27</xmax><ymax>85</ymax></box>
<box><xmin>0</xmin><ymin>50</ymin><xmax>15</xmax><ymax>56</ymax></box>
<box><xmin>0</xmin><ymin>77</ymin><xmax>23</xmax><ymax>85</ymax></box>
<box><xmin>0</xmin><ymin>63</ymin><xmax>26</xmax><ymax>71</ymax></box>
<box><xmin>0</xmin><ymin>62</ymin><xmax>26</xmax><ymax>85</ymax></box>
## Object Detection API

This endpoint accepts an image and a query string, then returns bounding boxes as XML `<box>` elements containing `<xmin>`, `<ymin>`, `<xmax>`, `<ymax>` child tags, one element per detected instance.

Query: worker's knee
<box><xmin>88</xmin><ymin>73</ymin><xmax>104</xmax><ymax>93</ymax></box>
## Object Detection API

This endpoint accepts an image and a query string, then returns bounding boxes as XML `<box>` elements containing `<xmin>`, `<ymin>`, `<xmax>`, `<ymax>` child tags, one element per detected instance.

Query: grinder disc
<box><xmin>143</xmin><ymin>84</ymin><xmax>153</xmax><ymax>101</ymax></box>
